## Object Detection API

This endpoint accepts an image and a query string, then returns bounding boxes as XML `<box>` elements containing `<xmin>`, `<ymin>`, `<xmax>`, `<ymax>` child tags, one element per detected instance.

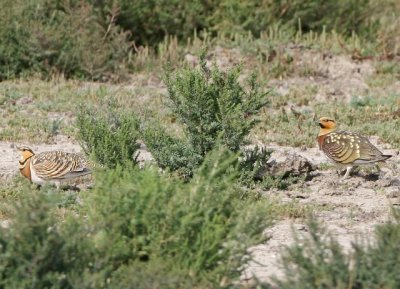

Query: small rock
<box><xmin>0</xmin><ymin>220</ymin><xmax>11</xmax><ymax>229</ymax></box>
<box><xmin>265</xmin><ymin>151</ymin><xmax>315</xmax><ymax>177</ymax></box>
<box><xmin>390</xmin><ymin>178</ymin><xmax>400</xmax><ymax>187</ymax></box>
<box><xmin>185</xmin><ymin>54</ymin><xmax>198</xmax><ymax>67</ymax></box>
<box><xmin>293</xmin><ymin>224</ymin><xmax>307</xmax><ymax>231</ymax></box>
<box><xmin>16</xmin><ymin>96</ymin><xmax>33</xmax><ymax>105</ymax></box>
<box><xmin>385</xmin><ymin>187</ymin><xmax>400</xmax><ymax>198</ymax></box>
<box><xmin>134</xmin><ymin>148</ymin><xmax>154</xmax><ymax>169</ymax></box>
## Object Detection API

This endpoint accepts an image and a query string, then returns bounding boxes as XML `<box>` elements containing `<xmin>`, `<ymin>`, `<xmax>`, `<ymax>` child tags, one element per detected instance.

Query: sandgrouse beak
<box><xmin>316</xmin><ymin>121</ymin><xmax>323</xmax><ymax>127</ymax></box>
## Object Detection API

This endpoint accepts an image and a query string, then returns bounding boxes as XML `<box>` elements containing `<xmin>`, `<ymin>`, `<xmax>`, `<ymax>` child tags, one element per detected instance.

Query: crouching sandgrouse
<box><xmin>17</xmin><ymin>146</ymin><xmax>92</xmax><ymax>188</ymax></box>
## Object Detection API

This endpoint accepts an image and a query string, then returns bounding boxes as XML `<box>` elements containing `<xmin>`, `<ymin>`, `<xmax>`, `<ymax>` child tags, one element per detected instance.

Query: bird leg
<box><xmin>342</xmin><ymin>166</ymin><xmax>352</xmax><ymax>180</ymax></box>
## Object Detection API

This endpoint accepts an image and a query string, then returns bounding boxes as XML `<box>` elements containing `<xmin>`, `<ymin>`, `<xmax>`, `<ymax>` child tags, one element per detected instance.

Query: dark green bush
<box><xmin>271</xmin><ymin>0</ymin><xmax>377</xmax><ymax>38</ymax></box>
<box><xmin>0</xmin><ymin>0</ymin><xmax>397</xmax><ymax>79</ymax></box>
<box><xmin>76</xmin><ymin>101</ymin><xmax>141</xmax><ymax>168</ymax></box>
<box><xmin>0</xmin><ymin>147</ymin><xmax>272</xmax><ymax>288</ymax></box>
<box><xmin>144</xmin><ymin>52</ymin><xmax>268</xmax><ymax>177</ymax></box>
<box><xmin>264</xmin><ymin>214</ymin><xmax>400</xmax><ymax>289</ymax></box>
<box><xmin>0</xmin><ymin>188</ymin><xmax>93</xmax><ymax>289</ymax></box>
<box><xmin>92</xmin><ymin>0</ymin><xmax>210</xmax><ymax>46</ymax></box>
<box><xmin>212</xmin><ymin>0</ymin><xmax>378</xmax><ymax>38</ymax></box>
<box><xmin>141</xmin><ymin>124</ymin><xmax>203</xmax><ymax>180</ymax></box>
<box><xmin>164</xmin><ymin>52</ymin><xmax>267</xmax><ymax>155</ymax></box>
<box><xmin>92</xmin><ymin>0</ymin><xmax>380</xmax><ymax>42</ymax></box>
<box><xmin>81</xmin><ymin>147</ymin><xmax>271</xmax><ymax>286</ymax></box>
<box><xmin>0</xmin><ymin>0</ymin><xmax>132</xmax><ymax>80</ymax></box>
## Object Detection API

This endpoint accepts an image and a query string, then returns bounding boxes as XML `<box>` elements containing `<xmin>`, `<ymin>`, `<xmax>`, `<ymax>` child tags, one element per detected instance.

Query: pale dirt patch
<box><xmin>270</xmin><ymin>51</ymin><xmax>375</xmax><ymax>103</ymax></box>
<box><xmin>190</xmin><ymin>46</ymin><xmax>378</xmax><ymax>104</ymax></box>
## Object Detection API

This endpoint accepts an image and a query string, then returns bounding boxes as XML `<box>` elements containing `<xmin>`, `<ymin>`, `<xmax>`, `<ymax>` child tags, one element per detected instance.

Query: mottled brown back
<box><xmin>319</xmin><ymin>131</ymin><xmax>391</xmax><ymax>165</ymax></box>
<box><xmin>32</xmin><ymin>151</ymin><xmax>90</xmax><ymax>180</ymax></box>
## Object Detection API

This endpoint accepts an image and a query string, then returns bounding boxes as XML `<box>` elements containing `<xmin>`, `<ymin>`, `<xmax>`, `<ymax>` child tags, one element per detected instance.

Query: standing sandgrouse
<box><xmin>317</xmin><ymin>117</ymin><xmax>391</xmax><ymax>179</ymax></box>
<box><xmin>17</xmin><ymin>146</ymin><xmax>92</xmax><ymax>188</ymax></box>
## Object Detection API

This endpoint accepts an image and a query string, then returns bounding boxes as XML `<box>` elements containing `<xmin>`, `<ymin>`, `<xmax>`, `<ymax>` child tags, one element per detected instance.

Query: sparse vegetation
<box><xmin>0</xmin><ymin>147</ymin><xmax>273</xmax><ymax>288</ymax></box>
<box><xmin>0</xmin><ymin>0</ymin><xmax>399</xmax><ymax>288</ymax></box>
<box><xmin>0</xmin><ymin>0</ymin><xmax>399</xmax><ymax>79</ymax></box>
<box><xmin>76</xmin><ymin>100</ymin><xmax>141</xmax><ymax>168</ymax></box>
<box><xmin>263</xmin><ymin>214</ymin><xmax>400</xmax><ymax>289</ymax></box>
<box><xmin>143</xmin><ymin>51</ymin><xmax>268</xmax><ymax>178</ymax></box>
<box><xmin>257</xmin><ymin>92</ymin><xmax>400</xmax><ymax>148</ymax></box>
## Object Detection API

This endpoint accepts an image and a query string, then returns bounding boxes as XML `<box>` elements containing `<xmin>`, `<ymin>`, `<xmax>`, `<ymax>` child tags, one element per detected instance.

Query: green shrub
<box><xmin>164</xmin><ymin>52</ymin><xmax>268</xmax><ymax>155</ymax></box>
<box><xmin>265</xmin><ymin>214</ymin><xmax>400</xmax><ymax>289</ymax></box>
<box><xmin>0</xmin><ymin>188</ymin><xmax>93</xmax><ymax>289</ymax></box>
<box><xmin>212</xmin><ymin>0</ymin><xmax>378</xmax><ymax>39</ymax></box>
<box><xmin>0</xmin><ymin>0</ymin><xmax>398</xmax><ymax>79</ymax></box>
<box><xmin>141</xmin><ymin>124</ymin><xmax>203</xmax><ymax>180</ymax></box>
<box><xmin>92</xmin><ymin>0</ymin><xmax>210</xmax><ymax>46</ymax></box>
<box><xmin>144</xmin><ymin>52</ymin><xmax>268</xmax><ymax>177</ymax></box>
<box><xmin>81</xmin><ymin>146</ymin><xmax>271</xmax><ymax>286</ymax></box>
<box><xmin>95</xmin><ymin>0</ymin><xmax>380</xmax><ymax>42</ymax></box>
<box><xmin>0</xmin><ymin>0</ymin><xmax>132</xmax><ymax>80</ymax></box>
<box><xmin>239</xmin><ymin>145</ymin><xmax>272</xmax><ymax>186</ymax></box>
<box><xmin>211</xmin><ymin>0</ymin><xmax>274</xmax><ymax>37</ymax></box>
<box><xmin>76</xmin><ymin>101</ymin><xmax>141</xmax><ymax>168</ymax></box>
<box><xmin>276</xmin><ymin>0</ymin><xmax>377</xmax><ymax>38</ymax></box>
<box><xmin>375</xmin><ymin>2</ymin><xmax>400</xmax><ymax>57</ymax></box>
<box><xmin>0</xmin><ymin>147</ymin><xmax>273</xmax><ymax>288</ymax></box>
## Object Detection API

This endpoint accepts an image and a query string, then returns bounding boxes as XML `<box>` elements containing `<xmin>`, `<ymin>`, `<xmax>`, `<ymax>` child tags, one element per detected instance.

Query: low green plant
<box><xmin>239</xmin><ymin>145</ymin><xmax>308</xmax><ymax>191</ymax></box>
<box><xmin>0</xmin><ymin>0</ymin><xmax>132</xmax><ymax>80</ymax></box>
<box><xmin>145</xmin><ymin>51</ymin><xmax>268</xmax><ymax>178</ymax></box>
<box><xmin>141</xmin><ymin>124</ymin><xmax>202</xmax><ymax>180</ymax></box>
<box><xmin>76</xmin><ymin>100</ymin><xmax>141</xmax><ymax>168</ymax></box>
<box><xmin>0</xmin><ymin>188</ymin><xmax>93</xmax><ymax>289</ymax></box>
<box><xmin>164</xmin><ymin>51</ymin><xmax>268</xmax><ymax>155</ymax></box>
<box><xmin>261</xmin><ymin>173</ymin><xmax>307</xmax><ymax>191</ymax></box>
<box><xmin>262</xmin><ymin>213</ymin><xmax>400</xmax><ymax>289</ymax></box>
<box><xmin>81</xmin><ymin>147</ymin><xmax>271</xmax><ymax>286</ymax></box>
<box><xmin>239</xmin><ymin>145</ymin><xmax>272</xmax><ymax>187</ymax></box>
<box><xmin>0</xmin><ymin>147</ymin><xmax>274</xmax><ymax>288</ymax></box>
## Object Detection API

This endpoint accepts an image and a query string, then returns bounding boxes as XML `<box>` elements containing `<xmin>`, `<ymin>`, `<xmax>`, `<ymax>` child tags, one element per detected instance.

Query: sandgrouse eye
<box><xmin>316</xmin><ymin>117</ymin><xmax>391</xmax><ymax>179</ymax></box>
<box><xmin>17</xmin><ymin>146</ymin><xmax>92</xmax><ymax>188</ymax></box>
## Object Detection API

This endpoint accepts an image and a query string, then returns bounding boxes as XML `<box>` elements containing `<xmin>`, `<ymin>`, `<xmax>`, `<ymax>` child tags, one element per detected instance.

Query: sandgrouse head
<box><xmin>16</xmin><ymin>145</ymin><xmax>35</xmax><ymax>169</ymax></box>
